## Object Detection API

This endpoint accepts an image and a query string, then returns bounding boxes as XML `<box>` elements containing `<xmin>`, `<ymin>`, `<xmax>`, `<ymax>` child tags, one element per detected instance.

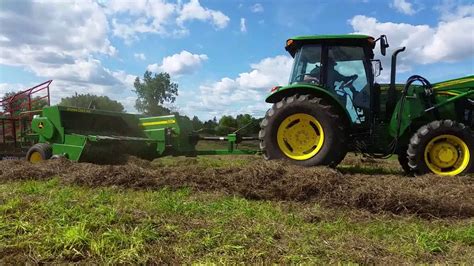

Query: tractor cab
<box><xmin>284</xmin><ymin>35</ymin><xmax>380</xmax><ymax>124</ymax></box>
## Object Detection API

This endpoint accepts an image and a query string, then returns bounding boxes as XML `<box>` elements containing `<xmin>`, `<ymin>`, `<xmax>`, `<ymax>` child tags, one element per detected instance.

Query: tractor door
<box><xmin>324</xmin><ymin>46</ymin><xmax>372</xmax><ymax>124</ymax></box>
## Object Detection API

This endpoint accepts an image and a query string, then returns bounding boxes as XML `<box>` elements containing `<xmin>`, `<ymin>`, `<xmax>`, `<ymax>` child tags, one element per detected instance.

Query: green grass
<box><xmin>1</xmin><ymin>178</ymin><xmax>472</xmax><ymax>263</ymax></box>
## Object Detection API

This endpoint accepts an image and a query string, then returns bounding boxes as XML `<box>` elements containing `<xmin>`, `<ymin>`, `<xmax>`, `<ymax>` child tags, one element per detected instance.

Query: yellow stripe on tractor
<box><xmin>433</xmin><ymin>77</ymin><xmax>474</xmax><ymax>89</ymax></box>
<box><xmin>141</xmin><ymin>119</ymin><xmax>176</xmax><ymax>127</ymax></box>
<box><xmin>437</xmin><ymin>91</ymin><xmax>460</xmax><ymax>96</ymax></box>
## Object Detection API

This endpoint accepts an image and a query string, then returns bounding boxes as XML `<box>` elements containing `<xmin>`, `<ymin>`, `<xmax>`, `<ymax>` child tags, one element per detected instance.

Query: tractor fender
<box><xmin>265</xmin><ymin>84</ymin><xmax>352</xmax><ymax>127</ymax></box>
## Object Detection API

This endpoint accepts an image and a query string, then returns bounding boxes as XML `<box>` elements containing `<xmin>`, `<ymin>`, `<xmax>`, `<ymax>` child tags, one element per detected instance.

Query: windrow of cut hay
<box><xmin>0</xmin><ymin>158</ymin><xmax>472</xmax><ymax>218</ymax></box>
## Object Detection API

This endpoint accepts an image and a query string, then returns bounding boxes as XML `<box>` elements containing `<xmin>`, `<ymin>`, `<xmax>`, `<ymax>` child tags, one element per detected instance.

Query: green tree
<box><xmin>202</xmin><ymin>117</ymin><xmax>218</xmax><ymax>134</ymax></box>
<box><xmin>191</xmin><ymin>116</ymin><xmax>203</xmax><ymax>131</ymax></box>
<box><xmin>216</xmin><ymin>115</ymin><xmax>238</xmax><ymax>135</ymax></box>
<box><xmin>133</xmin><ymin>71</ymin><xmax>178</xmax><ymax>116</ymax></box>
<box><xmin>59</xmin><ymin>93</ymin><xmax>124</xmax><ymax>112</ymax></box>
<box><xmin>235</xmin><ymin>114</ymin><xmax>260</xmax><ymax>135</ymax></box>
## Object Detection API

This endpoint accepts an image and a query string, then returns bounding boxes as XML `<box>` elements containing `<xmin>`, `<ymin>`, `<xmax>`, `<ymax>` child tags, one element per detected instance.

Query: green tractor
<box><xmin>259</xmin><ymin>34</ymin><xmax>473</xmax><ymax>176</ymax></box>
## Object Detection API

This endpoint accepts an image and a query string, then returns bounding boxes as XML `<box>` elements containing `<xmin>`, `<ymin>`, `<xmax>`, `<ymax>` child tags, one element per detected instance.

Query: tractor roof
<box><xmin>285</xmin><ymin>34</ymin><xmax>375</xmax><ymax>57</ymax></box>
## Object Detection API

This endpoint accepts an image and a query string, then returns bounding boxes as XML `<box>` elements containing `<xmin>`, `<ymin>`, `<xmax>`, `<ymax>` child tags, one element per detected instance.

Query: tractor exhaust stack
<box><xmin>386</xmin><ymin>47</ymin><xmax>406</xmax><ymax>119</ymax></box>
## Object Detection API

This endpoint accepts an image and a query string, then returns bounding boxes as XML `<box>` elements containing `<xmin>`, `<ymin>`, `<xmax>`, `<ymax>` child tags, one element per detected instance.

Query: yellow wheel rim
<box><xmin>424</xmin><ymin>134</ymin><xmax>470</xmax><ymax>176</ymax></box>
<box><xmin>277</xmin><ymin>113</ymin><xmax>325</xmax><ymax>160</ymax></box>
<box><xmin>29</xmin><ymin>151</ymin><xmax>43</xmax><ymax>163</ymax></box>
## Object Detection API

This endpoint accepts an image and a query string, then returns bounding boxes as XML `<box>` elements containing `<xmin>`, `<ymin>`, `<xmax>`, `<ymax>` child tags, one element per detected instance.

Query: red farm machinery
<box><xmin>0</xmin><ymin>80</ymin><xmax>51</xmax><ymax>159</ymax></box>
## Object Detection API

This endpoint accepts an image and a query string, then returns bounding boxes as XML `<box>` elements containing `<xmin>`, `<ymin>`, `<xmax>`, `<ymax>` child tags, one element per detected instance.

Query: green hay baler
<box><xmin>26</xmin><ymin>106</ymin><xmax>257</xmax><ymax>163</ymax></box>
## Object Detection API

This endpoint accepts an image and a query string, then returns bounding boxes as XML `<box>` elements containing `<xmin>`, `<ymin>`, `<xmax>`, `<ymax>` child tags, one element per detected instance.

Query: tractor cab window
<box><xmin>326</xmin><ymin>46</ymin><xmax>370</xmax><ymax>124</ymax></box>
<box><xmin>289</xmin><ymin>45</ymin><xmax>322</xmax><ymax>85</ymax></box>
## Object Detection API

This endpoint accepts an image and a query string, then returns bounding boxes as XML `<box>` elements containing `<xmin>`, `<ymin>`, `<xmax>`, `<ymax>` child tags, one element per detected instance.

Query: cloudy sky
<box><xmin>0</xmin><ymin>0</ymin><xmax>473</xmax><ymax>119</ymax></box>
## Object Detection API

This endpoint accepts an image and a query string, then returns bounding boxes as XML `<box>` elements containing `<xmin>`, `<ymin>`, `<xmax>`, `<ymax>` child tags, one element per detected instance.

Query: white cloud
<box><xmin>437</xmin><ymin>2</ymin><xmax>474</xmax><ymax>21</ymax></box>
<box><xmin>106</xmin><ymin>0</ymin><xmax>175</xmax><ymax>20</ymax></box>
<box><xmin>134</xmin><ymin>53</ymin><xmax>146</xmax><ymax>60</ymax></box>
<box><xmin>0</xmin><ymin>0</ymin><xmax>115</xmax><ymax>65</ymax></box>
<box><xmin>111</xmin><ymin>18</ymin><xmax>163</xmax><ymax>44</ymax></box>
<box><xmin>349</xmin><ymin>8</ymin><xmax>474</xmax><ymax>68</ymax></box>
<box><xmin>107</xmin><ymin>0</ymin><xmax>174</xmax><ymax>42</ymax></box>
<box><xmin>237</xmin><ymin>56</ymin><xmax>292</xmax><ymax>90</ymax></box>
<box><xmin>187</xmin><ymin>55</ymin><xmax>292</xmax><ymax>118</ymax></box>
<box><xmin>391</xmin><ymin>0</ymin><xmax>416</xmax><ymax>15</ymax></box>
<box><xmin>240</xmin><ymin>18</ymin><xmax>247</xmax><ymax>33</ymax></box>
<box><xmin>106</xmin><ymin>0</ymin><xmax>230</xmax><ymax>42</ymax></box>
<box><xmin>177</xmin><ymin>0</ymin><xmax>230</xmax><ymax>29</ymax></box>
<box><xmin>0</xmin><ymin>0</ymin><xmax>135</xmax><ymax>104</ymax></box>
<box><xmin>111</xmin><ymin>71</ymin><xmax>137</xmax><ymax>88</ymax></box>
<box><xmin>0</xmin><ymin>83</ymin><xmax>26</xmax><ymax>97</ymax></box>
<box><xmin>147</xmin><ymin>50</ymin><xmax>208</xmax><ymax>76</ymax></box>
<box><xmin>146</xmin><ymin>63</ymin><xmax>160</xmax><ymax>73</ymax></box>
<box><xmin>118</xmin><ymin>96</ymin><xmax>139</xmax><ymax>114</ymax></box>
<box><xmin>250</xmin><ymin>3</ymin><xmax>264</xmax><ymax>13</ymax></box>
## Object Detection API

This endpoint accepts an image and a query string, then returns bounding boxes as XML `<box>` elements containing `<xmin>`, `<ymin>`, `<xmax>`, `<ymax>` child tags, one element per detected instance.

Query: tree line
<box><xmin>2</xmin><ymin>70</ymin><xmax>261</xmax><ymax>136</ymax></box>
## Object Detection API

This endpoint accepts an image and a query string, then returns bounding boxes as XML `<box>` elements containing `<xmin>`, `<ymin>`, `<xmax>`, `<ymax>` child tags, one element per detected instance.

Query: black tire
<box><xmin>259</xmin><ymin>94</ymin><xmax>347</xmax><ymax>167</ymax></box>
<box><xmin>397</xmin><ymin>146</ymin><xmax>413</xmax><ymax>175</ymax></box>
<box><xmin>26</xmin><ymin>143</ymin><xmax>52</xmax><ymax>163</ymax></box>
<box><xmin>407</xmin><ymin>120</ymin><xmax>474</xmax><ymax>176</ymax></box>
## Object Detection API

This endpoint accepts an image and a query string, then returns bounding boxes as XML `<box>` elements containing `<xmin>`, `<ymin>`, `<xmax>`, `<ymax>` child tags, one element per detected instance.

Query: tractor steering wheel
<box><xmin>336</xmin><ymin>75</ymin><xmax>358</xmax><ymax>96</ymax></box>
<box><xmin>292</xmin><ymin>74</ymin><xmax>306</xmax><ymax>82</ymax></box>
<box><xmin>292</xmin><ymin>73</ymin><xmax>320</xmax><ymax>84</ymax></box>
<box><xmin>292</xmin><ymin>65</ymin><xmax>321</xmax><ymax>84</ymax></box>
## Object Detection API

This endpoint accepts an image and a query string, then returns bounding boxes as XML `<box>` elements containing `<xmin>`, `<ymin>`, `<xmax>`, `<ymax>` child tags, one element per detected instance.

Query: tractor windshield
<box><xmin>289</xmin><ymin>44</ymin><xmax>322</xmax><ymax>85</ymax></box>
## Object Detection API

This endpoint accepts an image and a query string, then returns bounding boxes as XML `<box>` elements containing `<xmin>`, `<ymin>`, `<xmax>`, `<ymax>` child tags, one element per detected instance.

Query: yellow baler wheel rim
<box><xmin>29</xmin><ymin>151</ymin><xmax>43</xmax><ymax>163</ymax></box>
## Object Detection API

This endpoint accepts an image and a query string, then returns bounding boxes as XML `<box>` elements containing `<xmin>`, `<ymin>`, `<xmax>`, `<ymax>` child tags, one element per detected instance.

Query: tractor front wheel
<box><xmin>397</xmin><ymin>146</ymin><xmax>413</xmax><ymax>175</ymax></box>
<box><xmin>26</xmin><ymin>143</ymin><xmax>52</xmax><ymax>163</ymax></box>
<box><xmin>407</xmin><ymin>120</ymin><xmax>473</xmax><ymax>176</ymax></box>
<box><xmin>259</xmin><ymin>94</ymin><xmax>347</xmax><ymax>167</ymax></box>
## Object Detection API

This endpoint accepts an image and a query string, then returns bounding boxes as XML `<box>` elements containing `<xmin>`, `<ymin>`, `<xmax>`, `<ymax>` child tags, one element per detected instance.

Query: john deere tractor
<box><xmin>259</xmin><ymin>35</ymin><xmax>473</xmax><ymax>176</ymax></box>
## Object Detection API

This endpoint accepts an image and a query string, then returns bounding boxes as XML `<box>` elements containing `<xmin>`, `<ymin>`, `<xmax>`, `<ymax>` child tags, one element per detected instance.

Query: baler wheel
<box><xmin>407</xmin><ymin>120</ymin><xmax>473</xmax><ymax>176</ymax></box>
<box><xmin>26</xmin><ymin>143</ymin><xmax>52</xmax><ymax>163</ymax></box>
<box><xmin>259</xmin><ymin>94</ymin><xmax>347</xmax><ymax>167</ymax></box>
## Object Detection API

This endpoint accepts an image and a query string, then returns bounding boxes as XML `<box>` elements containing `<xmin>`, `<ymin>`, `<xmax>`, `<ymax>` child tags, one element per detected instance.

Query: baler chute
<box><xmin>28</xmin><ymin>106</ymin><xmax>257</xmax><ymax>163</ymax></box>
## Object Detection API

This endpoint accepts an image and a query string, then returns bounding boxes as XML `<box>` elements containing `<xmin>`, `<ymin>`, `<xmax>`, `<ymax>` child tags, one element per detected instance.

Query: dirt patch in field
<box><xmin>0</xmin><ymin>158</ymin><xmax>473</xmax><ymax>218</ymax></box>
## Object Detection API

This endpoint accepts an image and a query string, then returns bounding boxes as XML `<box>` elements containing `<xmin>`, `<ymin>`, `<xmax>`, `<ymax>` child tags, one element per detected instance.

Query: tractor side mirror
<box><xmin>371</xmin><ymin>59</ymin><xmax>382</xmax><ymax>77</ymax></box>
<box><xmin>380</xmin><ymin>35</ymin><xmax>389</xmax><ymax>56</ymax></box>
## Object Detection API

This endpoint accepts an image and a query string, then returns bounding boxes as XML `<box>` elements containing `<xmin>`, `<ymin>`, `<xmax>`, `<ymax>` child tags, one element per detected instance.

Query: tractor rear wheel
<box><xmin>407</xmin><ymin>120</ymin><xmax>473</xmax><ymax>176</ymax></box>
<box><xmin>259</xmin><ymin>94</ymin><xmax>347</xmax><ymax>167</ymax></box>
<box><xmin>26</xmin><ymin>143</ymin><xmax>52</xmax><ymax>163</ymax></box>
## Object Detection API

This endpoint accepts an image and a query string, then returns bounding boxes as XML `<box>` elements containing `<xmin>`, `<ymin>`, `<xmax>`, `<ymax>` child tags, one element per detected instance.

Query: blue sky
<box><xmin>0</xmin><ymin>0</ymin><xmax>473</xmax><ymax>119</ymax></box>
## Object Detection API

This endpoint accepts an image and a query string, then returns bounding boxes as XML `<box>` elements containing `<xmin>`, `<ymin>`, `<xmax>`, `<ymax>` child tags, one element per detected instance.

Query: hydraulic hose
<box><xmin>368</xmin><ymin>75</ymin><xmax>432</xmax><ymax>159</ymax></box>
